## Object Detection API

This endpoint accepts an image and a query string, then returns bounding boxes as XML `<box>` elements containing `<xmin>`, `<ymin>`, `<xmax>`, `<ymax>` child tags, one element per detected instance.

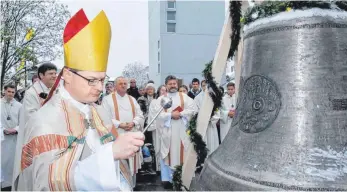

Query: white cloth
<box><xmin>220</xmin><ymin>94</ymin><xmax>236</xmax><ymax>142</ymax></box>
<box><xmin>156</xmin><ymin>92</ymin><xmax>195</xmax><ymax>169</ymax></box>
<box><xmin>147</xmin><ymin>99</ymin><xmax>162</xmax><ymax>171</ymax></box>
<box><xmin>101</xmin><ymin>92</ymin><xmax>144</xmax><ymax>187</ymax></box>
<box><xmin>0</xmin><ymin>122</ymin><xmax>4</xmax><ymax>141</ymax></box>
<box><xmin>59</xmin><ymin>86</ymin><xmax>130</xmax><ymax>191</ymax></box>
<box><xmin>1</xmin><ymin>98</ymin><xmax>22</xmax><ymax>188</ymax></box>
<box><xmin>194</xmin><ymin>91</ymin><xmax>220</xmax><ymax>155</ymax></box>
<box><xmin>12</xmin><ymin>81</ymin><xmax>48</xmax><ymax>187</ymax></box>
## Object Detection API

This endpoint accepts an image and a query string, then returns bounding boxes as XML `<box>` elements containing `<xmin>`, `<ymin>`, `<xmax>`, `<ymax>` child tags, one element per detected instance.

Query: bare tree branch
<box><xmin>122</xmin><ymin>62</ymin><xmax>149</xmax><ymax>87</ymax></box>
<box><xmin>1</xmin><ymin>0</ymin><xmax>70</xmax><ymax>89</ymax></box>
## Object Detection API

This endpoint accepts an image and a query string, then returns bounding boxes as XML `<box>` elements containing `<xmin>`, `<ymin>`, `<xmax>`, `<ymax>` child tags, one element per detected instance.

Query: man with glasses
<box><xmin>14</xmin><ymin>9</ymin><xmax>144</xmax><ymax>191</ymax></box>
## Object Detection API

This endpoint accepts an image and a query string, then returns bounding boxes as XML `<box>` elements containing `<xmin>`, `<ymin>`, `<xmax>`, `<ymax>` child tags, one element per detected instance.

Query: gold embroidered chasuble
<box><xmin>14</xmin><ymin>92</ymin><xmax>131</xmax><ymax>191</ymax></box>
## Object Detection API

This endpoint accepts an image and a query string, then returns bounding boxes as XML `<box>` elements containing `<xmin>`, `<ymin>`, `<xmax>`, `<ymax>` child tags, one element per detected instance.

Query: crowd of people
<box><xmin>98</xmin><ymin>75</ymin><xmax>237</xmax><ymax>189</ymax></box>
<box><xmin>1</xmin><ymin>9</ymin><xmax>237</xmax><ymax>191</ymax></box>
<box><xmin>1</xmin><ymin>61</ymin><xmax>237</xmax><ymax>190</ymax></box>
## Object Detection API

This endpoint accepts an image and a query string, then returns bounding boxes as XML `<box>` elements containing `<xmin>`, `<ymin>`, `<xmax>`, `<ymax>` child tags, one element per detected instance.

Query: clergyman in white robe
<box><xmin>15</xmin><ymin>86</ymin><xmax>132</xmax><ymax>191</ymax></box>
<box><xmin>102</xmin><ymin>91</ymin><xmax>144</xmax><ymax>188</ymax></box>
<box><xmin>155</xmin><ymin>91</ymin><xmax>195</xmax><ymax>182</ymax></box>
<box><xmin>1</xmin><ymin>97</ymin><xmax>22</xmax><ymax>188</ymax></box>
<box><xmin>220</xmin><ymin>92</ymin><xmax>236</xmax><ymax>142</ymax></box>
<box><xmin>194</xmin><ymin>91</ymin><xmax>220</xmax><ymax>156</ymax></box>
<box><xmin>12</xmin><ymin>80</ymin><xmax>51</xmax><ymax>187</ymax></box>
<box><xmin>147</xmin><ymin>98</ymin><xmax>163</xmax><ymax>171</ymax></box>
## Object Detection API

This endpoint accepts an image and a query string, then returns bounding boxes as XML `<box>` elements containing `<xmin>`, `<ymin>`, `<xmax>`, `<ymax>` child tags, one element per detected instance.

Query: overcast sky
<box><xmin>54</xmin><ymin>0</ymin><xmax>232</xmax><ymax>78</ymax></box>
<box><xmin>55</xmin><ymin>0</ymin><xmax>149</xmax><ymax>78</ymax></box>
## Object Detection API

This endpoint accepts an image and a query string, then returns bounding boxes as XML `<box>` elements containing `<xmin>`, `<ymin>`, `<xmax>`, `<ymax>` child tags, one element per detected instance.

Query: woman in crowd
<box><xmin>137</xmin><ymin>83</ymin><xmax>156</xmax><ymax>137</ymax></box>
<box><xmin>179</xmin><ymin>85</ymin><xmax>189</xmax><ymax>94</ymax></box>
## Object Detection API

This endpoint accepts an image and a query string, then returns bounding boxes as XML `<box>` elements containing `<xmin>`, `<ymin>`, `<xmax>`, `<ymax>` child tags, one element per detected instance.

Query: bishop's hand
<box><xmin>228</xmin><ymin>111</ymin><xmax>235</xmax><ymax>118</ymax></box>
<box><xmin>112</xmin><ymin>131</ymin><xmax>144</xmax><ymax>160</ymax></box>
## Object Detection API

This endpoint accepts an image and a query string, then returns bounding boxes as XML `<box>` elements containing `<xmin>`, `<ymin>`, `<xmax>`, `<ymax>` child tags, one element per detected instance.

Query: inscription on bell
<box><xmin>233</xmin><ymin>75</ymin><xmax>281</xmax><ymax>133</ymax></box>
<box><xmin>332</xmin><ymin>99</ymin><xmax>347</xmax><ymax>111</ymax></box>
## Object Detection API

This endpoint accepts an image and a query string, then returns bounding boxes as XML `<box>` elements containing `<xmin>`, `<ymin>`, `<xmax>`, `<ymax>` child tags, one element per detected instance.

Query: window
<box><xmin>158</xmin><ymin>52</ymin><xmax>160</xmax><ymax>62</ymax></box>
<box><xmin>167</xmin><ymin>23</ymin><xmax>176</xmax><ymax>33</ymax></box>
<box><xmin>158</xmin><ymin>62</ymin><xmax>161</xmax><ymax>73</ymax></box>
<box><xmin>167</xmin><ymin>0</ymin><xmax>175</xmax><ymax>9</ymax></box>
<box><xmin>167</xmin><ymin>11</ymin><xmax>176</xmax><ymax>21</ymax></box>
<box><xmin>230</xmin><ymin>66</ymin><xmax>234</xmax><ymax>72</ymax></box>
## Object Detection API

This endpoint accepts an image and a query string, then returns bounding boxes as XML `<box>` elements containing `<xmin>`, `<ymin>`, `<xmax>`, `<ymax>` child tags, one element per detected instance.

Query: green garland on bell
<box><xmin>242</xmin><ymin>1</ymin><xmax>347</xmax><ymax>25</ymax></box>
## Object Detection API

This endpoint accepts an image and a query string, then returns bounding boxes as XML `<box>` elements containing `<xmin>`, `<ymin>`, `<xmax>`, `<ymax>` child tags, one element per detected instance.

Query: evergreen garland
<box><xmin>243</xmin><ymin>1</ymin><xmax>347</xmax><ymax>25</ymax></box>
<box><xmin>228</xmin><ymin>1</ymin><xmax>242</xmax><ymax>59</ymax></box>
<box><xmin>202</xmin><ymin>61</ymin><xmax>224</xmax><ymax>118</ymax></box>
<box><xmin>172</xmin><ymin>62</ymin><xmax>224</xmax><ymax>191</ymax></box>
<box><xmin>173</xmin><ymin>114</ymin><xmax>207</xmax><ymax>191</ymax></box>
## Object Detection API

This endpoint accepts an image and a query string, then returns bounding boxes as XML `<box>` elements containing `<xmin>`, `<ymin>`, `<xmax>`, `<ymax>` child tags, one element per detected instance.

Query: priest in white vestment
<box><xmin>194</xmin><ymin>82</ymin><xmax>220</xmax><ymax>156</ymax></box>
<box><xmin>220</xmin><ymin>82</ymin><xmax>236</xmax><ymax>142</ymax></box>
<box><xmin>102</xmin><ymin>76</ymin><xmax>145</xmax><ymax>188</ymax></box>
<box><xmin>1</xmin><ymin>85</ymin><xmax>22</xmax><ymax>189</ymax></box>
<box><xmin>12</xmin><ymin>62</ymin><xmax>58</xmax><ymax>187</ymax></box>
<box><xmin>14</xmin><ymin>9</ymin><xmax>144</xmax><ymax>191</ymax></box>
<box><xmin>155</xmin><ymin>75</ymin><xmax>195</xmax><ymax>189</ymax></box>
<box><xmin>148</xmin><ymin>85</ymin><xmax>167</xmax><ymax>171</ymax></box>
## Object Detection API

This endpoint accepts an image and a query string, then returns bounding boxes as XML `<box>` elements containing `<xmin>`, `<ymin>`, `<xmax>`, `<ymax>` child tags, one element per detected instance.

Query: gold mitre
<box><xmin>63</xmin><ymin>9</ymin><xmax>111</xmax><ymax>72</ymax></box>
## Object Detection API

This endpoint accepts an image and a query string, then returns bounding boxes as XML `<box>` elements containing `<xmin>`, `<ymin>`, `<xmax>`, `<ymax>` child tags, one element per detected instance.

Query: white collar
<box><xmin>39</xmin><ymin>81</ymin><xmax>50</xmax><ymax>92</ymax></box>
<box><xmin>59</xmin><ymin>85</ymin><xmax>91</xmax><ymax>119</ymax></box>
<box><xmin>167</xmin><ymin>91</ymin><xmax>178</xmax><ymax>97</ymax></box>
<box><xmin>2</xmin><ymin>97</ymin><xmax>14</xmax><ymax>104</ymax></box>
<box><xmin>226</xmin><ymin>94</ymin><xmax>234</xmax><ymax>98</ymax></box>
<box><xmin>116</xmin><ymin>92</ymin><xmax>127</xmax><ymax>98</ymax></box>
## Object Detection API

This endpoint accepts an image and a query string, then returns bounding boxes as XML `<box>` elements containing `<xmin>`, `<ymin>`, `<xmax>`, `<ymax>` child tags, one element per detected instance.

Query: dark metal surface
<box><xmin>232</xmin><ymin>75</ymin><xmax>282</xmax><ymax>133</ymax></box>
<box><xmin>195</xmin><ymin>15</ymin><xmax>347</xmax><ymax>190</ymax></box>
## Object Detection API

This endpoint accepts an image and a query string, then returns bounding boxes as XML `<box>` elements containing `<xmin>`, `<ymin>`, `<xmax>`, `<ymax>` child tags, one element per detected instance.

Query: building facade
<box><xmin>148</xmin><ymin>0</ymin><xmax>225</xmax><ymax>86</ymax></box>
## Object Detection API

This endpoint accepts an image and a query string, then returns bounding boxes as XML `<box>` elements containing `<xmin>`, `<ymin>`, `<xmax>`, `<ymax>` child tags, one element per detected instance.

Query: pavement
<box><xmin>135</xmin><ymin>173</ymin><xmax>169</xmax><ymax>191</ymax></box>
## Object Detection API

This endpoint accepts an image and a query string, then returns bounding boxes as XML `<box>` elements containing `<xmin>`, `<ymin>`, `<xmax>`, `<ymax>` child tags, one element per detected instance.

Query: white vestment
<box><xmin>15</xmin><ymin>86</ymin><xmax>130</xmax><ymax>191</ymax></box>
<box><xmin>147</xmin><ymin>98</ymin><xmax>162</xmax><ymax>171</ymax></box>
<box><xmin>12</xmin><ymin>81</ymin><xmax>50</xmax><ymax>187</ymax></box>
<box><xmin>102</xmin><ymin>92</ymin><xmax>144</xmax><ymax>187</ymax></box>
<box><xmin>194</xmin><ymin>91</ymin><xmax>220</xmax><ymax>155</ymax></box>
<box><xmin>155</xmin><ymin>92</ymin><xmax>195</xmax><ymax>181</ymax></box>
<box><xmin>1</xmin><ymin>98</ymin><xmax>22</xmax><ymax>188</ymax></box>
<box><xmin>220</xmin><ymin>94</ymin><xmax>236</xmax><ymax>142</ymax></box>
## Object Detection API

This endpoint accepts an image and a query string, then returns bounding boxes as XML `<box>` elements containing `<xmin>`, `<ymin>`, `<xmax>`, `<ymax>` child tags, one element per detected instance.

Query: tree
<box><xmin>122</xmin><ymin>62</ymin><xmax>149</xmax><ymax>87</ymax></box>
<box><xmin>1</xmin><ymin>0</ymin><xmax>70</xmax><ymax>89</ymax></box>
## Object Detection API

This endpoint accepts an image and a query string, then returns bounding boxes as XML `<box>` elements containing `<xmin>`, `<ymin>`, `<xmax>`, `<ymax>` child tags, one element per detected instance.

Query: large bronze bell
<box><xmin>195</xmin><ymin>11</ymin><xmax>347</xmax><ymax>190</ymax></box>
